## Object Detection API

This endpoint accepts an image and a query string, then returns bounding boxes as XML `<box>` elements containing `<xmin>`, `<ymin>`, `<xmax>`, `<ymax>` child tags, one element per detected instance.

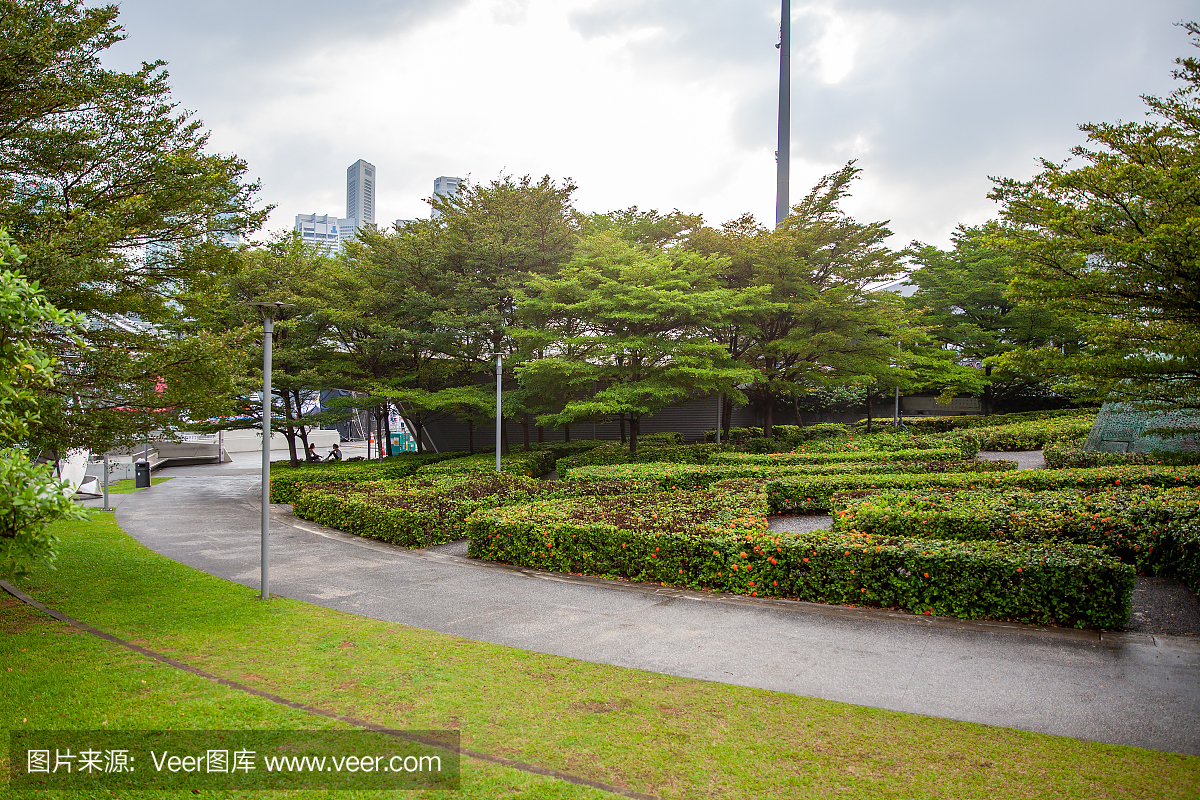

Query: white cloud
<box><xmin>105</xmin><ymin>0</ymin><xmax>1196</xmax><ymax>247</ymax></box>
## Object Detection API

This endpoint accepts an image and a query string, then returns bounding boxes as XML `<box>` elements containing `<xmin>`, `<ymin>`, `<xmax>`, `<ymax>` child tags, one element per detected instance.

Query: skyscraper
<box><xmin>431</xmin><ymin>175</ymin><xmax>462</xmax><ymax>219</ymax></box>
<box><xmin>346</xmin><ymin>159</ymin><xmax>376</xmax><ymax>228</ymax></box>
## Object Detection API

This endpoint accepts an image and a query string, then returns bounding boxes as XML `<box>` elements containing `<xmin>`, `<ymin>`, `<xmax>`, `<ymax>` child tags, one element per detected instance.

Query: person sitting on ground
<box><xmin>306</xmin><ymin>443</ymin><xmax>321</xmax><ymax>462</ymax></box>
<box><xmin>328</xmin><ymin>443</ymin><xmax>342</xmax><ymax>462</ymax></box>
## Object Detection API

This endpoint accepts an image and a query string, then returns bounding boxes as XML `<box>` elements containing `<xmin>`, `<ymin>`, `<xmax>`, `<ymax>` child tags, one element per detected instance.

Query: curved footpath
<box><xmin>111</xmin><ymin>463</ymin><xmax>1200</xmax><ymax>757</ymax></box>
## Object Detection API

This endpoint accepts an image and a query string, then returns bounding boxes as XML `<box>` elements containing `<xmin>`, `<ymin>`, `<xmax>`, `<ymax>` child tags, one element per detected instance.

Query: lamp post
<box><xmin>495</xmin><ymin>354</ymin><xmax>503</xmax><ymax>473</ymax></box>
<box><xmin>775</xmin><ymin>0</ymin><xmax>791</xmax><ymax>228</ymax></box>
<box><xmin>247</xmin><ymin>301</ymin><xmax>293</xmax><ymax>600</ymax></box>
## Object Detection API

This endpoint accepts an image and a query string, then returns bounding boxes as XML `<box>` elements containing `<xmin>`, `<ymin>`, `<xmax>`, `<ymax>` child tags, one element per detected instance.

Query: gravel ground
<box><xmin>768</xmin><ymin>514</ymin><xmax>834</xmax><ymax>533</ymax></box>
<box><xmin>977</xmin><ymin>450</ymin><xmax>1046</xmax><ymax>469</ymax></box>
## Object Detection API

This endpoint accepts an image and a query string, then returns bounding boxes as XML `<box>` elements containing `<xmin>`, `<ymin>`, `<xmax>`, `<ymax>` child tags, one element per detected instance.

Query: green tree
<box><xmin>0</xmin><ymin>233</ymin><xmax>86</xmax><ymax>579</ymax></box>
<box><xmin>989</xmin><ymin>22</ymin><xmax>1200</xmax><ymax>420</ymax></box>
<box><xmin>516</xmin><ymin>231</ymin><xmax>762</xmax><ymax>454</ymax></box>
<box><xmin>907</xmin><ymin>224</ymin><xmax>1083</xmax><ymax>413</ymax></box>
<box><xmin>0</xmin><ymin>0</ymin><xmax>267</xmax><ymax>455</ymax></box>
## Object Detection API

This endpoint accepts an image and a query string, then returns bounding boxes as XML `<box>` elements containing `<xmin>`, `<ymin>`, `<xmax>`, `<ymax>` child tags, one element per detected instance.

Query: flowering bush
<box><xmin>269</xmin><ymin>452</ymin><xmax>465</xmax><ymax>504</ymax></box>
<box><xmin>943</xmin><ymin>415</ymin><xmax>1096</xmax><ymax>451</ymax></box>
<box><xmin>1043</xmin><ymin>441</ymin><xmax>1200</xmax><ymax>469</ymax></box>
<box><xmin>466</xmin><ymin>486</ymin><xmax>1133</xmax><ymax>629</ymax></box>
<box><xmin>292</xmin><ymin>474</ymin><xmax>657</xmax><ymax>547</ymax></box>
<box><xmin>767</xmin><ymin>465</ymin><xmax>1200</xmax><ymax>513</ymax></box>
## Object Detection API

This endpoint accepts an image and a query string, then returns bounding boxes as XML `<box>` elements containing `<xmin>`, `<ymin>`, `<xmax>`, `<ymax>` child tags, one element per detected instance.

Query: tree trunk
<box><xmin>619</xmin><ymin>413</ymin><xmax>626</xmax><ymax>444</ymax></box>
<box><xmin>383</xmin><ymin>406</ymin><xmax>392</xmax><ymax>457</ymax></box>
<box><xmin>522</xmin><ymin>412</ymin><xmax>531</xmax><ymax>450</ymax></box>
<box><xmin>538</xmin><ymin>425</ymin><xmax>544</xmax><ymax>443</ymax></box>
<box><xmin>629</xmin><ymin>416</ymin><xmax>640</xmax><ymax>456</ymax></box>
<box><xmin>722</xmin><ymin>396</ymin><xmax>733</xmax><ymax>440</ymax></box>
<box><xmin>564</xmin><ymin>424</ymin><xmax>571</xmax><ymax>442</ymax></box>
<box><xmin>984</xmin><ymin>365</ymin><xmax>994</xmax><ymax>416</ymax></box>
<box><xmin>294</xmin><ymin>390</ymin><xmax>311</xmax><ymax>457</ymax></box>
<box><xmin>468</xmin><ymin>420</ymin><xmax>474</xmax><ymax>454</ymax></box>
<box><xmin>281</xmin><ymin>391</ymin><xmax>299</xmax><ymax>467</ymax></box>
<box><xmin>764</xmin><ymin>397</ymin><xmax>774</xmax><ymax>440</ymax></box>
<box><xmin>866</xmin><ymin>392</ymin><xmax>874</xmax><ymax>433</ymax></box>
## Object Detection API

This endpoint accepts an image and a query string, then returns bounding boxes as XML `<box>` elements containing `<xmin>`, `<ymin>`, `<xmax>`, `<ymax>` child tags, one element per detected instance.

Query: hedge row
<box><xmin>1042</xmin><ymin>441</ymin><xmax>1200</xmax><ymax>469</ymax></box>
<box><xmin>292</xmin><ymin>474</ymin><xmax>658</xmax><ymax>547</ymax></box>
<box><xmin>465</xmin><ymin>488</ymin><xmax>1133</xmax><ymax>628</ymax></box>
<box><xmin>417</xmin><ymin>449</ymin><xmax>557</xmax><ymax>478</ymax></box>
<box><xmin>561</xmin><ymin>459</ymin><xmax>1017</xmax><ymax>492</ymax></box>
<box><xmin>555</xmin><ymin>441</ymin><xmax>728</xmax><ymax>471</ymax></box>
<box><xmin>269</xmin><ymin>452</ymin><xmax>466</xmax><ymax>503</ymax></box>
<box><xmin>793</xmin><ymin>431</ymin><xmax>976</xmax><ymax>457</ymax></box>
<box><xmin>708</xmin><ymin>447</ymin><xmax>972</xmax><ymax>466</ymax></box>
<box><xmin>702</xmin><ymin>423</ymin><xmax>851</xmax><ymax>445</ymax></box>
<box><xmin>852</xmin><ymin>408</ymin><xmax>1097</xmax><ymax>433</ymax></box>
<box><xmin>767</xmin><ymin>465</ymin><xmax>1200</xmax><ymax>513</ymax></box>
<box><xmin>943</xmin><ymin>415</ymin><xmax>1096</xmax><ymax>452</ymax></box>
<box><xmin>833</xmin><ymin>487</ymin><xmax>1200</xmax><ymax>594</ymax></box>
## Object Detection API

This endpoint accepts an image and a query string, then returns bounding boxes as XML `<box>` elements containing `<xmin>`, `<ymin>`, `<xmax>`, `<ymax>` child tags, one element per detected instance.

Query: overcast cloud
<box><xmin>106</xmin><ymin>0</ymin><xmax>1195</xmax><ymax>247</ymax></box>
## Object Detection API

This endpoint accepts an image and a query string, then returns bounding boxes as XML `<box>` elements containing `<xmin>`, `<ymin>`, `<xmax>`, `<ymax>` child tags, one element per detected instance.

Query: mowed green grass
<box><xmin>1</xmin><ymin>512</ymin><xmax>1196</xmax><ymax>799</ymax></box>
<box><xmin>102</xmin><ymin>475</ymin><xmax>174</xmax><ymax>495</ymax></box>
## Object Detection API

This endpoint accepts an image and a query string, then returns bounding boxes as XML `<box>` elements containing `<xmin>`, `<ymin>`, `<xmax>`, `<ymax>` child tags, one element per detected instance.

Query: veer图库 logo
<box><xmin>8</xmin><ymin>730</ymin><xmax>459</xmax><ymax>791</ymax></box>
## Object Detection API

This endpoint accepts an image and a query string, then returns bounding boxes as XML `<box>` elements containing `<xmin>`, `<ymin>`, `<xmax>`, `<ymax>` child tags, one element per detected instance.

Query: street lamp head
<box><xmin>246</xmin><ymin>301</ymin><xmax>295</xmax><ymax>319</ymax></box>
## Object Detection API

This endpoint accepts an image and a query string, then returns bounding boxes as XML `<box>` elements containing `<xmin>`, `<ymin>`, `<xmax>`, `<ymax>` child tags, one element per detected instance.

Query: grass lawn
<box><xmin>2</xmin><ymin>513</ymin><xmax>1197</xmax><ymax>799</ymax></box>
<box><xmin>101</xmin><ymin>476</ymin><xmax>174</xmax><ymax>495</ymax></box>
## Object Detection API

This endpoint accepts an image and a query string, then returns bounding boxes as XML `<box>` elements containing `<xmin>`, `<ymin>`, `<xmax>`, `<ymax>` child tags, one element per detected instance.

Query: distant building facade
<box><xmin>343</xmin><ymin>159</ymin><xmax>376</xmax><ymax>244</ymax></box>
<box><xmin>430</xmin><ymin>175</ymin><xmax>462</xmax><ymax>218</ymax></box>
<box><xmin>294</xmin><ymin>212</ymin><xmax>347</xmax><ymax>254</ymax></box>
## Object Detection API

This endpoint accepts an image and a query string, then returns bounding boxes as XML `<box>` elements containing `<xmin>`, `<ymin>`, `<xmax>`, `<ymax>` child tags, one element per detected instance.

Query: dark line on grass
<box><xmin>0</xmin><ymin>579</ymin><xmax>661</xmax><ymax>800</ymax></box>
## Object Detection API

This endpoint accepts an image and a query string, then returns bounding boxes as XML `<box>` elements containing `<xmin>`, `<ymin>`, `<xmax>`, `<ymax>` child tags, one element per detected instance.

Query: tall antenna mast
<box><xmin>775</xmin><ymin>0</ymin><xmax>791</xmax><ymax>228</ymax></box>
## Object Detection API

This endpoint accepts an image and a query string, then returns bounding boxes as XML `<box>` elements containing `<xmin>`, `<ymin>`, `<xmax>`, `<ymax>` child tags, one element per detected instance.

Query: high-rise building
<box><xmin>346</xmin><ymin>159</ymin><xmax>376</xmax><ymax>227</ymax></box>
<box><xmin>431</xmin><ymin>175</ymin><xmax>462</xmax><ymax>218</ymax></box>
<box><xmin>294</xmin><ymin>213</ymin><xmax>346</xmax><ymax>254</ymax></box>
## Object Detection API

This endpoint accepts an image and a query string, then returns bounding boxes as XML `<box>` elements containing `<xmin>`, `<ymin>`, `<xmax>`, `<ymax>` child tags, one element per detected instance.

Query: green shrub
<box><xmin>707</xmin><ymin>423</ymin><xmax>852</xmax><ymax>446</ymax></box>
<box><xmin>767</xmin><ymin>465</ymin><xmax>1200</xmax><ymax>513</ymax></box>
<box><xmin>466</xmin><ymin>488</ymin><xmax>1132</xmax><ymax>628</ymax></box>
<box><xmin>793</xmin><ymin>431</ymin><xmax>977</xmax><ymax>457</ymax></box>
<box><xmin>562</xmin><ymin>459</ymin><xmax>1016</xmax><ymax>491</ymax></box>
<box><xmin>269</xmin><ymin>452</ymin><xmax>465</xmax><ymax>504</ymax></box>
<box><xmin>853</xmin><ymin>408</ymin><xmax>1098</xmax><ymax>433</ymax></box>
<box><xmin>944</xmin><ymin>415</ymin><xmax>1096</xmax><ymax>452</ymax></box>
<box><xmin>554</xmin><ymin>442</ymin><xmax>728</xmax><ymax>472</ymax></box>
<box><xmin>293</xmin><ymin>474</ymin><xmax>658</xmax><ymax>547</ymax></box>
<box><xmin>1043</xmin><ymin>441</ymin><xmax>1200</xmax><ymax>469</ymax></box>
<box><xmin>833</xmin><ymin>487</ymin><xmax>1200</xmax><ymax>596</ymax></box>
<box><xmin>709</xmin><ymin>448</ymin><xmax>970</xmax><ymax>466</ymax></box>
<box><xmin>528</xmin><ymin>439</ymin><xmax>607</xmax><ymax>459</ymax></box>
<box><xmin>639</xmin><ymin>431</ymin><xmax>685</xmax><ymax>444</ymax></box>
<box><xmin>417</xmin><ymin>450</ymin><xmax>557</xmax><ymax>478</ymax></box>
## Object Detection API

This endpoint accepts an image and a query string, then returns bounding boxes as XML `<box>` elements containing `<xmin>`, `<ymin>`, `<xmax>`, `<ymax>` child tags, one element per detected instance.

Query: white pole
<box><xmin>261</xmin><ymin>315</ymin><xmax>272</xmax><ymax>600</ymax></box>
<box><xmin>495</xmin><ymin>354</ymin><xmax>503</xmax><ymax>473</ymax></box>
<box><xmin>102</xmin><ymin>453</ymin><xmax>110</xmax><ymax>510</ymax></box>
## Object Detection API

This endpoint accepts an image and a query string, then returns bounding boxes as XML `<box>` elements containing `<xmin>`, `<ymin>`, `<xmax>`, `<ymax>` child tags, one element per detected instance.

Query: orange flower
<box><xmin>923</xmin><ymin>573</ymin><xmax>929</xmax><ymax>578</ymax></box>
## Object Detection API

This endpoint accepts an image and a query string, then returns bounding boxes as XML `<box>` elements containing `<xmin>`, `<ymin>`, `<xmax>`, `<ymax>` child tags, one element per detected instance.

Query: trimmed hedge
<box><xmin>703</xmin><ymin>423</ymin><xmax>852</xmax><ymax>445</ymax></box>
<box><xmin>561</xmin><ymin>459</ymin><xmax>1017</xmax><ymax>492</ymax></box>
<box><xmin>853</xmin><ymin>408</ymin><xmax>1097</xmax><ymax>433</ymax></box>
<box><xmin>833</xmin><ymin>487</ymin><xmax>1200</xmax><ymax>596</ymax></box>
<box><xmin>767</xmin><ymin>465</ymin><xmax>1200</xmax><ymax>513</ymax></box>
<box><xmin>465</xmin><ymin>488</ymin><xmax>1133</xmax><ymax>628</ymax></box>
<box><xmin>943</xmin><ymin>415</ymin><xmax>1096</xmax><ymax>452</ymax></box>
<box><xmin>528</xmin><ymin>439</ymin><xmax>607</xmax><ymax>459</ymax></box>
<box><xmin>292</xmin><ymin>474</ymin><xmax>658</xmax><ymax>547</ymax></box>
<box><xmin>794</xmin><ymin>431</ymin><xmax>977</xmax><ymax>457</ymax></box>
<box><xmin>709</xmin><ymin>448</ymin><xmax>971</xmax><ymax>466</ymax></box>
<box><xmin>1043</xmin><ymin>441</ymin><xmax>1200</xmax><ymax>469</ymax></box>
<box><xmin>555</xmin><ymin>441</ymin><xmax>729</xmax><ymax>472</ymax></box>
<box><xmin>269</xmin><ymin>452</ymin><xmax>466</xmax><ymax>504</ymax></box>
<box><xmin>417</xmin><ymin>449</ymin><xmax>557</xmax><ymax>478</ymax></box>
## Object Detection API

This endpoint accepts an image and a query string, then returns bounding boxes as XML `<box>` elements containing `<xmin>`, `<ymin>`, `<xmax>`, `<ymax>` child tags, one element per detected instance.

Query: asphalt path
<box><xmin>112</xmin><ymin>464</ymin><xmax>1200</xmax><ymax>757</ymax></box>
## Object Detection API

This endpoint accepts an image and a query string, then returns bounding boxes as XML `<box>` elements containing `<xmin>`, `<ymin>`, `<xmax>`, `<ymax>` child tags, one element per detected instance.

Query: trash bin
<box><xmin>134</xmin><ymin>460</ymin><xmax>151</xmax><ymax>489</ymax></box>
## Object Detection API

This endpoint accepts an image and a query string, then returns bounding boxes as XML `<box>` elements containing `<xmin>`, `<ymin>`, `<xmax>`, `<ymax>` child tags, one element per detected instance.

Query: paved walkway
<box><xmin>112</xmin><ymin>466</ymin><xmax>1200</xmax><ymax>756</ymax></box>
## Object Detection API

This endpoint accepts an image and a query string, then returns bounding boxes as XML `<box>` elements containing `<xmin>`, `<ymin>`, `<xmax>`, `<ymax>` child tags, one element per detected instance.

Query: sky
<box><xmin>104</xmin><ymin>0</ymin><xmax>1196</xmax><ymax>248</ymax></box>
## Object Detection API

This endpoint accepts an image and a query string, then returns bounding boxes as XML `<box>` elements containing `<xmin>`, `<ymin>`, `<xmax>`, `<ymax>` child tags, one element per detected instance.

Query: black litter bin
<box><xmin>134</xmin><ymin>460</ymin><xmax>151</xmax><ymax>489</ymax></box>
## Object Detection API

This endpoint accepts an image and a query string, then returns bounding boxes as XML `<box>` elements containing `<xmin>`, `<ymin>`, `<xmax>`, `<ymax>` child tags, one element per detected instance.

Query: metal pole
<box><xmin>261</xmin><ymin>315</ymin><xmax>272</xmax><ymax>600</ymax></box>
<box><xmin>775</xmin><ymin>0</ymin><xmax>791</xmax><ymax>228</ymax></box>
<box><xmin>893</xmin><ymin>340</ymin><xmax>901</xmax><ymax>429</ymax></box>
<box><xmin>495</xmin><ymin>354</ymin><xmax>503</xmax><ymax>472</ymax></box>
<box><xmin>102</xmin><ymin>453</ymin><xmax>110</xmax><ymax>510</ymax></box>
